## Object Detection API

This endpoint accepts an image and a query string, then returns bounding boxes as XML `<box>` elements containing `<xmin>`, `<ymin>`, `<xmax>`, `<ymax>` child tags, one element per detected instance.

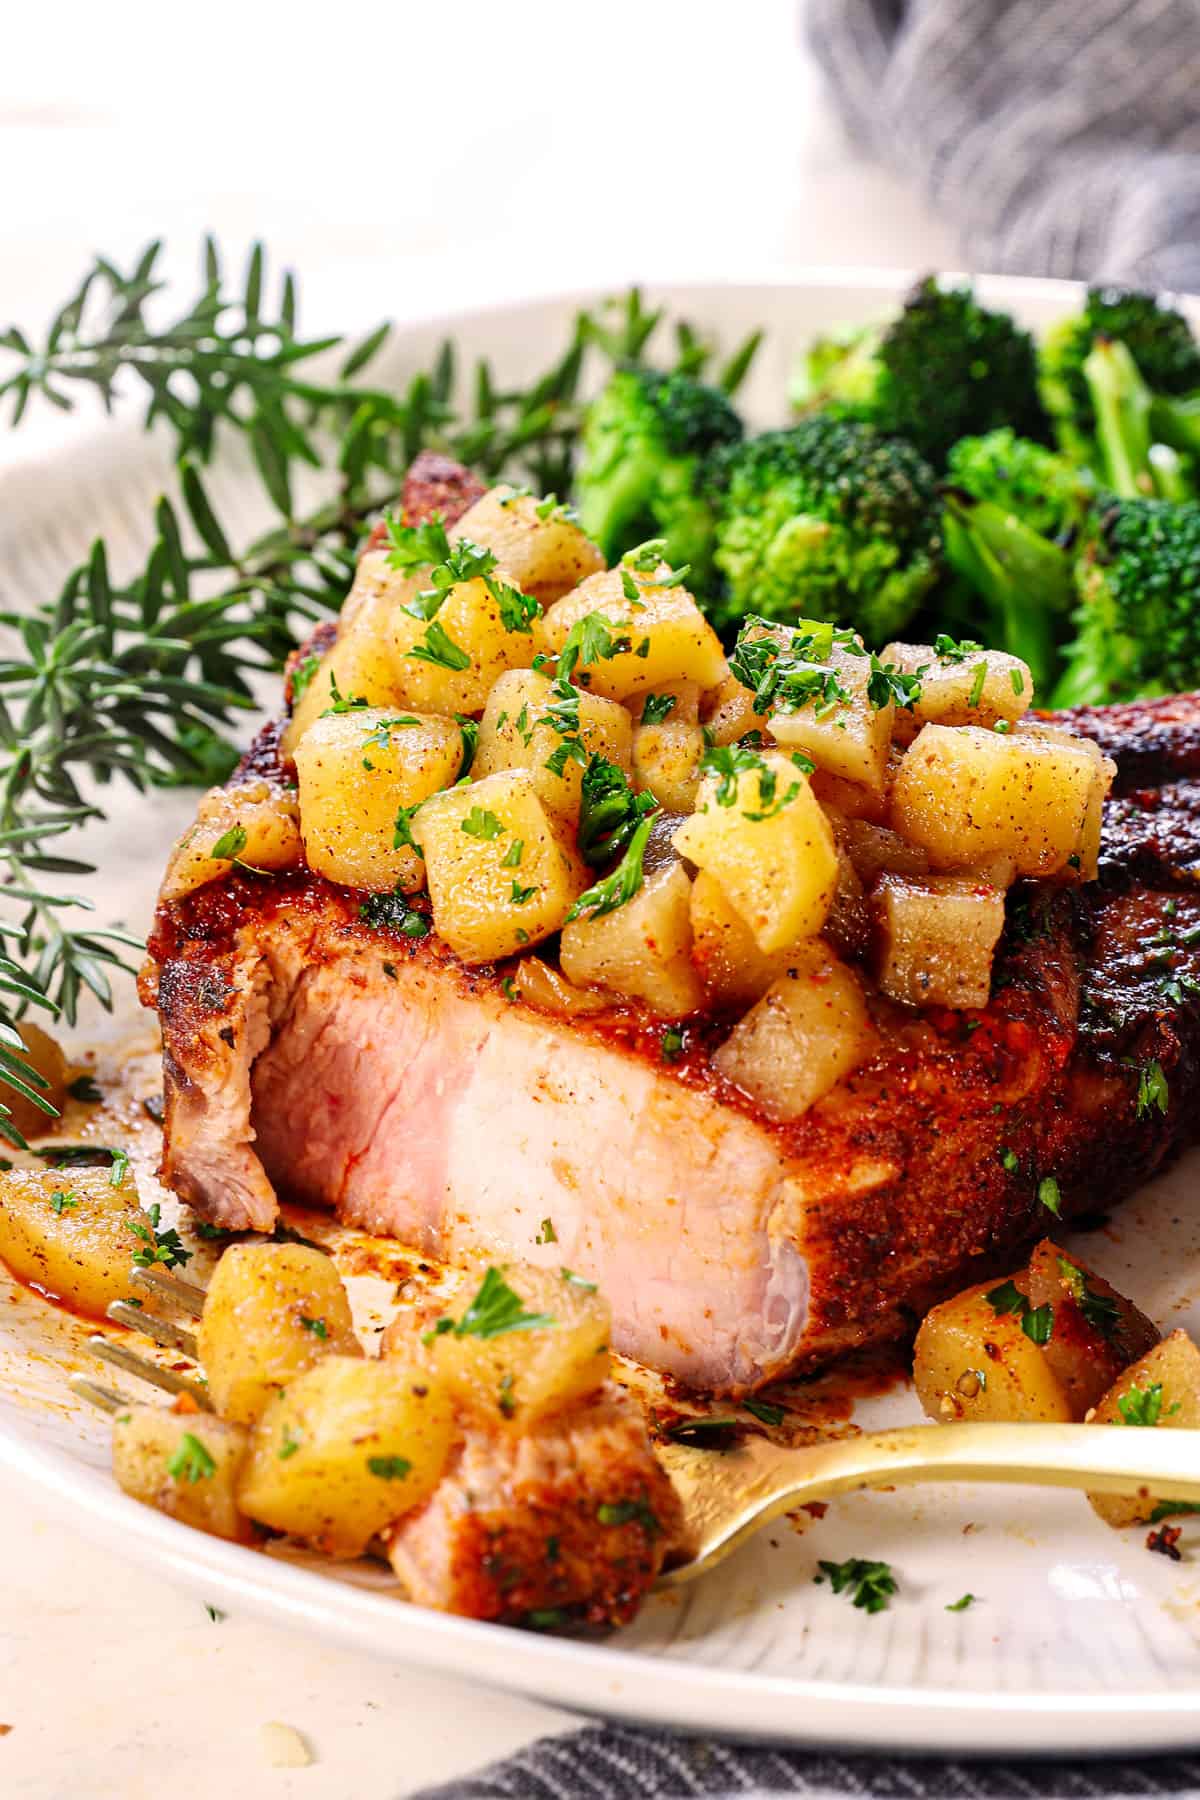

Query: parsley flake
<box><xmin>367</xmin><ymin>1456</ymin><xmax>412</xmax><ymax>1480</ymax></box>
<box><xmin>167</xmin><ymin>1432</ymin><xmax>216</xmax><ymax>1485</ymax></box>
<box><xmin>427</xmin><ymin>1266</ymin><xmax>555</xmax><ymax>1343</ymax></box>
<box><xmin>1137</xmin><ymin>1059</ymin><xmax>1169</xmax><ymax>1119</ymax></box>
<box><xmin>816</xmin><ymin>1556</ymin><xmax>897</xmax><ymax>1614</ymax></box>
<box><xmin>461</xmin><ymin>807</ymin><xmax>506</xmax><ymax>841</ymax></box>
<box><xmin>210</xmin><ymin>825</ymin><xmax>247</xmax><ymax>861</ymax></box>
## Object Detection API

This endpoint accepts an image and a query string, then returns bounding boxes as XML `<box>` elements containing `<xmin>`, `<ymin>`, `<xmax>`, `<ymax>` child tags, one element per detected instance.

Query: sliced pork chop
<box><xmin>144</xmin><ymin>693</ymin><xmax>1200</xmax><ymax>1393</ymax></box>
<box><xmin>385</xmin><ymin>1388</ymin><xmax>683</xmax><ymax>1625</ymax></box>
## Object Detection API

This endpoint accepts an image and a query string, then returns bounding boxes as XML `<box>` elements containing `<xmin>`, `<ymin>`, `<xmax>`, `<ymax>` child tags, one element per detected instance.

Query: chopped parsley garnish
<box><xmin>1148</xmin><ymin>1501</ymin><xmax>1200</xmax><ymax>1524</ymax></box>
<box><xmin>108</xmin><ymin>1148</ymin><xmax>130</xmax><ymax>1188</ymax></box>
<box><xmin>461</xmin><ymin>806</ymin><xmax>506</xmax><ymax>841</ymax></box>
<box><xmin>387</xmin><ymin>523</ymin><xmax>540</xmax><ymax>636</ymax></box>
<box><xmin>565</xmin><ymin>812</ymin><xmax>657</xmax><ymax>922</ymax></box>
<box><xmin>210</xmin><ymin>825</ymin><xmax>247</xmax><ymax>861</ymax></box>
<box><xmin>501</xmin><ymin>839</ymin><xmax>524</xmax><ymax>868</ymax></box>
<box><xmin>299</xmin><ymin>1315</ymin><xmax>328</xmax><ymax>1339</ymax></box>
<box><xmin>933</xmin><ymin>633</ymin><xmax>983</xmax><ymax>663</ymax></box>
<box><xmin>49</xmin><ymin>1189</ymin><xmax>78</xmax><ymax>1214</ymax></box>
<box><xmin>455</xmin><ymin>715</ymin><xmax>479</xmax><ymax>778</ymax></box>
<box><xmin>945</xmin><ymin>1593</ymin><xmax>977</xmax><ymax>1613</ymax></box>
<box><xmin>576</xmin><ymin>754</ymin><xmax>658</xmax><ymax>866</ymax></box>
<box><xmin>195</xmin><ymin>1220</ymin><xmax>235</xmax><ymax>1241</ymax></box>
<box><xmin>323</xmin><ymin>672</ymin><xmax>369</xmax><ymax>713</ymax></box>
<box><xmin>392</xmin><ymin>799</ymin><xmax>426</xmax><ymax>856</ymax></box>
<box><xmin>535</xmin><ymin>1217</ymin><xmax>557</xmax><ymax>1245</ymax></box>
<box><xmin>361</xmin><ymin>716</ymin><xmax>421</xmax><ymax>754</ymax></box>
<box><xmin>426</xmin><ymin>1266</ymin><xmax>555</xmax><ymax>1343</ymax></box>
<box><xmin>660</xmin><ymin>1025</ymin><xmax>685</xmax><ymax>1063</ymax></box>
<box><xmin>367</xmin><ymin>1456</ymin><xmax>412</xmax><ymax>1481</ymax></box>
<box><xmin>359</xmin><ymin>892</ymin><xmax>429</xmax><ymax>937</ymax></box>
<box><xmin>985</xmin><ymin>1279</ymin><xmax>1054</xmax><ymax>1346</ymax></box>
<box><xmin>1136</xmin><ymin>1059</ymin><xmax>1169</xmax><ymax>1119</ymax></box>
<box><xmin>1117</xmin><ymin>1382</ymin><xmax>1178</xmax><ymax>1428</ymax></box>
<box><xmin>661</xmin><ymin>1415</ymin><xmax>741</xmax><ymax>1448</ymax></box>
<box><xmin>501</xmin><ymin>977</ymin><xmax>518</xmax><ymax>1002</ymax></box>
<box><xmin>407</xmin><ymin>619</ymin><xmax>472</xmax><ymax>671</ymax></box>
<box><xmin>127</xmin><ymin>1203</ymin><xmax>192</xmax><ymax>1270</ymax></box>
<box><xmin>383</xmin><ymin>513</ymin><xmax>454</xmax><ymax>575</ymax></box>
<box><xmin>640</xmin><ymin>693</ymin><xmax>677</xmax><ymax>725</ymax></box>
<box><xmin>536</xmin><ymin>493</ymin><xmax>577</xmax><ymax>523</ymax></box>
<box><xmin>1037</xmin><ymin>1176</ymin><xmax>1062</xmax><ymax>1217</ymax></box>
<box><xmin>68</xmin><ymin>1074</ymin><xmax>103</xmax><ymax>1104</ymax></box>
<box><xmin>560</xmin><ymin>1268</ymin><xmax>597</xmax><ymax>1292</ymax></box>
<box><xmin>597</xmin><ymin>1498</ymin><xmax>660</xmax><ymax>1535</ymax></box>
<box><xmin>698</xmin><ymin>744</ymin><xmax>810</xmax><ymax>815</ymax></box>
<box><xmin>1056</xmin><ymin>1255</ymin><xmax>1120</xmax><ymax>1337</ymax></box>
<box><xmin>967</xmin><ymin>661</ymin><xmax>988</xmax><ymax>710</ymax></box>
<box><xmin>1011</xmin><ymin>669</ymin><xmax>1026</xmax><ymax>695</ymax></box>
<box><xmin>729</xmin><ymin>618</ymin><xmax>855</xmax><ymax>717</ymax></box>
<box><xmin>510</xmin><ymin>881</ymin><xmax>538</xmax><ymax>905</ymax></box>
<box><xmin>167</xmin><ymin>1432</ymin><xmax>216</xmax><ymax>1485</ymax></box>
<box><xmin>558</xmin><ymin>613</ymin><xmax>630</xmax><ymax>683</ymax></box>
<box><xmin>866</xmin><ymin>654</ymin><xmax>924</xmax><ymax>712</ymax></box>
<box><xmin>999</xmin><ymin>1147</ymin><xmax>1019</xmax><ymax>1173</ymax></box>
<box><xmin>291</xmin><ymin>653</ymin><xmax>320</xmax><ymax>701</ymax></box>
<box><xmin>816</xmin><ymin>1556</ymin><xmax>897</xmax><ymax>1614</ymax></box>
<box><xmin>744</xmin><ymin>1398</ymin><xmax>785</xmax><ymax>1427</ymax></box>
<box><xmin>278</xmin><ymin>1429</ymin><xmax>301</xmax><ymax>1461</ymax></box>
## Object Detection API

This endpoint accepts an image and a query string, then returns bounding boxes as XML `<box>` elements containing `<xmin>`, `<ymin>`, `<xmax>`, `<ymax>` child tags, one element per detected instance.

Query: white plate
<box><xmin>4</xmin><ymin>272</ymin><xmax>1200</xmax><ymax>1758</ymax></box>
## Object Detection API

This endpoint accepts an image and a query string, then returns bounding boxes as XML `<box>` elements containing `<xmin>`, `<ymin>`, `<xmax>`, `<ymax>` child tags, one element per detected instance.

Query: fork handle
<box><xmin>673</xmin><ymin>1423</ymin><xmax>1200</xmax><ymax>1580</ymax></box>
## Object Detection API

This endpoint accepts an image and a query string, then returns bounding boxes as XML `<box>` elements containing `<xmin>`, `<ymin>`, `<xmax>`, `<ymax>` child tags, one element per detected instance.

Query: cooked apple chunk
<box><xmin>113</xmin><ymin>1405</ymin><xmax>251</xmax><ymax>1543</ymax></box>
<box><xmin>1</xmin><ymin>1022</ymin><xmax>69</xmax><ymax>1142</ymax></box>
<box><xmin>390</xmin><ymin>573</ymin><xmax>541</xmax><ymax>716</ymax></box>
<box><xmin>451</xmin><ymin>487</ymin><xmax>605</xmax><ymax>607</ymax></box>
<box><xmin>881</xmin><ymin>641</ymin><xmax>1033</xmax><ymax>738</ymax></box>
<box><xmin>238</xmin><ymin>1357</ymin><xmax>454</xmax><ymax>1557</ymax></box>
<box><xmin>160</xmin><ymin>779</ymin><xmax>302</xmax><ymax>902</ymax></box>
<box><xmin>0</xmin><ymin>1162</ymin><xmax>158</xmax><ymax>1319</ymax></box>
<box><xmin>560</xmin><ymin>860</ymin><xmax>702</xmax><ymax>1017</ymax></box>
<box><xmin>632</xmin><ymin>684</ymin><xmax>704</xmax><ymax>815</ymax></box>
<box><xmin>688</xmin><ymin>869</ymin><xmax>796</xmax><ymax>1010</ymax></box>
<box><xmin>768</xmin><ymin>642</ymin><xmax>894</xmax><ymax>795</ymax></box>
<box><xmin>671</xmin><ymin>750</ymin><xmax>838</xmax><ymax>953</ymax></box>
<box><xmin>197</xmin><ymin>1242</ymin><xmax>361</xmax><ymax>1426</ymax></box>
<box><xmin>701</xmin><ymin>670</ymin><xmax>761</xmax><ymax>747</ymax></box>
<box><xmin>282</xmin><ymin>593</ymin><xmax>412</xmax><ymax>752</ymax></box>
<box><xmin>873</xmin><ymin>871</ymin><xmax>1007</xmax><ymax>1010</ymax></box>
<box><xmin>540</xmin><ymin>565</ymin><xmax>727</xmax><ymax>700</ymax></box>
<box><xmin>413</xmin><ymin>770</ymin><xmax>587</xmax><ymax>964</ymax></box>
<box><xmin>713</xmin><ymin>944</ymin><xmax>875</xmax><ymax>1121</ymax></box>
<box><xmin>391</xmin><ymin>1262</ymin><xmax>611</xmax><ymax>1430</ymax></box>
<box><xmin>890</xmin><ymin>722</ymin><xmax>1108</xmax><ymax>877</ymax></box>
<box><xmin>473</xmin><ymin>669</ymin><xmax>632</xmax><ymax>827</ymax></box>
<box><xmin>914</xmin><ymin>1276</ymin><xmax>1075</xmax><ymax>1425</ymax></box>
<box><xmin>1087</xmin><ymin>1331</ymin><xmax>1200</xmax><ymax>1529</ymax></box>
<box><xmin>295</xmin><ymin>708</ymin><xmax>462</xmax><ymax>893</ymax></box>
<box><xmin>1025</xmin><ymin>1238</ymin><xmax>1158</xmax><ymax>1417</ymax></box>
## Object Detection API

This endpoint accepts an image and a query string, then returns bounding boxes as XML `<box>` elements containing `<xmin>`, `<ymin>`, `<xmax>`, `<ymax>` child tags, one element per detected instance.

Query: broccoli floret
<box><xmin>1082</xmin><ymin>336</ymin><xmax>1198</xmax><ymax>500</ymax></box>
<box><xmin>574</xmin><ymin>367</ymin><xmax>743</xmax><ymax>587</ymax></box>
<box><xmin>1039</xmin><ymin>285</ymin><xmax>1200</xmax><ymax>468</ymax></box>
<box><xmin>940</xmin><ymin>491</ymin><xmax>1072</xmax><ymax>697</ymax></box>
<box><xmin>711</xmin><ymin>416</ymin><xmax>942</xmax><ymax>640</ymax></box>
<box><xmin>1052</xmin><ymin>498</ymin><xmax>1200</xmax><ymax>707</ymax></box>
<box><xmin>945</xmin><ymin>428</ymin><xmax>1094</xmax><ymax>541</ymax></box>
<box><xmin>791</xmin><ymin>277</ymin><xmax>1048</xmax><ymax>468</ymax></box>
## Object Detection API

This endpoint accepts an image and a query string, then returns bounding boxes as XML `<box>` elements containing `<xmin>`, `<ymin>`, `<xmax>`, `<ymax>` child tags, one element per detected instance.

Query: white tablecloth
<box><xmin>0</xmin><ymin>4</ymin><xmax>956</xmax><ymax>1792</ymax></box>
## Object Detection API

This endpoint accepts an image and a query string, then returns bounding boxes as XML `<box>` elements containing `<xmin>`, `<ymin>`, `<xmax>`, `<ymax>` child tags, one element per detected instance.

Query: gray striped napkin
<box><xmin>417</xmin><ymin>3</ymin><xmax>1200</xmax><ymax>1794</ymax></box>
<box><xmin>415</xmin><ymin>1724</ymin><xmax>1200</xmax><ymax>1799</ymax></box>
<box><xmin>805</xmin><ymin>0</ymin><xmax>1200</xmax><ymax>291</ymax></box>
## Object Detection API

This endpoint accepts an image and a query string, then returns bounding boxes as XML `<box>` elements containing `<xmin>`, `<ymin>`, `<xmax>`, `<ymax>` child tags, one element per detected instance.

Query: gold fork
<box><xmin>71</xmin><ymin>1269</ymin><xmax>1200</xmax><ymax>1593</ymax></box>
<box><xmin>656</xmin><ymin>1422</ymin><xmax>1200</xmax><ymax>1584</ymax></box>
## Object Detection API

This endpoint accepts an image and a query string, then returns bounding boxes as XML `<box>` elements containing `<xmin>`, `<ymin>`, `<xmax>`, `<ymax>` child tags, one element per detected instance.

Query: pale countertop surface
<box><xmin>0</xmin><ymin>4</ymin><xmax>957</xmax><ymax>1795</ymax></box>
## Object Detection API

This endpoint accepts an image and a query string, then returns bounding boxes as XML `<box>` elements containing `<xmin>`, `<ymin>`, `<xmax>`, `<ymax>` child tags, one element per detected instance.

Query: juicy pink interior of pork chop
<box><xmin>247</xmin><ymin>938</ymin><xmax>809</xmax><ymax>1392</ymax></box>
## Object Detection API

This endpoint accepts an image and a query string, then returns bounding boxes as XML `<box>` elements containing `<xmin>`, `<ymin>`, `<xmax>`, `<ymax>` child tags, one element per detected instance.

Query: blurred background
<box><xmin>1</xmin><ymin>0</ymin><xmax>956</xmax><ymax>393</ymax></box>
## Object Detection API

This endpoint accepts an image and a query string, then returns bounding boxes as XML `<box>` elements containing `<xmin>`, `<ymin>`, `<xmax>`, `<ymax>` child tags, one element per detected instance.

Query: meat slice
<box><xmin>385</xmin><ymin>1390</ymin><xmax>683</xmax><ymax>1625</ymax></box>
<box><xmin>363</xmin><ymin>450</ymin><xmax>487</xmax><ymax>554</ymax></box>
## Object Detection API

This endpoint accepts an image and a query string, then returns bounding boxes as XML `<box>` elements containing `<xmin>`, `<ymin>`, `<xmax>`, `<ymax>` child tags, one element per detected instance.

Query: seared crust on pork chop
<box><xmin>385</xmin><ymin>1390</ymin><xmax>683</xmax><ymax>1625</ymax></box>
<box><xmin>142</xmin><ymin>690</ymin><xmax>1200</xmax><ymax>1392</ymax></box>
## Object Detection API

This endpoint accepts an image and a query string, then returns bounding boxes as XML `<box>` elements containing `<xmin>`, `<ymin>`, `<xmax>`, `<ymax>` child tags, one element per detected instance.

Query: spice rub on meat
<box><xmin>142</xmin><ymin>453</ymin><xmax>1200</xmax><ymax>1396</ymax></box>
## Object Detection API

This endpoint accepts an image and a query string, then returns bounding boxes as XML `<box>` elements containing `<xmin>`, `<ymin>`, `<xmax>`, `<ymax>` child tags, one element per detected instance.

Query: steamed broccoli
<box><xmin>711</xmin><ymin>416</ymin><xmax>942</xmax><ymax>640</ymax></box>
<box><xmin>940</xmin><ymin>491</ymin><xmax>1072</xmax><ymax>696</ymax></box>
<box><xmin>1039</xmin><ymin>286</ymin><xmax>1200</xmax><ymax>469</ymax></box>
<box><xmin>945</xmin><ymin>428</ymin><xmax>1094</xmax><ymax>541</ymax></box>
<box><xmin>574</xmin><ymin>367</ymin><xmax>743</xmax><ymax>587</ymax></box>
<box><xmin>1081</xmin><ymin>337</ymin><xmax>1197</xmax><ymax>501</ymax></box>
<box><xmin>791</xmin><ymin>277</ymin><xmax>1049</xmax><ymax>468</ymax></box>
<box><xmin>1053</xmin><ymin>498</ymin><xmax>1200</xmax><ymax>707</ymax></box>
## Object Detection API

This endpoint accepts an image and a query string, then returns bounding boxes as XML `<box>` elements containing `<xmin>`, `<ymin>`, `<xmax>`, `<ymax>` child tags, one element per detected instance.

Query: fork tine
<box><xmin>88</xmin><ymin>1335</ymin><xmax>213</xmax><ymax>1410</ymax></box>
<box><xmin>130</xmin><ymin>1265</ymin><xmax>207</xmax><ymax>1318</ymax></box>
<box><xmin>106</xmin><ymin>1300</ymin><xmax>199</xmax><ymax>1358</ymax></box>
<box><xmin>70</xmin><ymin>1375</ymin><xmax>132</xmax><ymax>1416</ymax></box>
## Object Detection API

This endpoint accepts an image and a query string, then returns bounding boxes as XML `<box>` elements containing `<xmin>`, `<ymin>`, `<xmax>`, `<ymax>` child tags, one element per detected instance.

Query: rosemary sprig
<box><xmin>0</xmin><ymin>243</ymin><xmax>761</xmax><ymax>1140</ymax></box>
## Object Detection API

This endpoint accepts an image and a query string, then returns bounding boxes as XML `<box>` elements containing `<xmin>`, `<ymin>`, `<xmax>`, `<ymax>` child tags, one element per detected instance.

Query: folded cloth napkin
<box><xmin>418</xmin><ymin>12</ymin><xmax>1200</xmax><ymax>1795</ymax></box>
<box><xmin>805</xmin><ymin>0</ymin><xmax>1200</xmax><ymax>291</ymax></box>
<box><xmin>415</xmin><ymin>1723</ymin><xmax>1200</xmax><ymax>1799</ymax></box>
